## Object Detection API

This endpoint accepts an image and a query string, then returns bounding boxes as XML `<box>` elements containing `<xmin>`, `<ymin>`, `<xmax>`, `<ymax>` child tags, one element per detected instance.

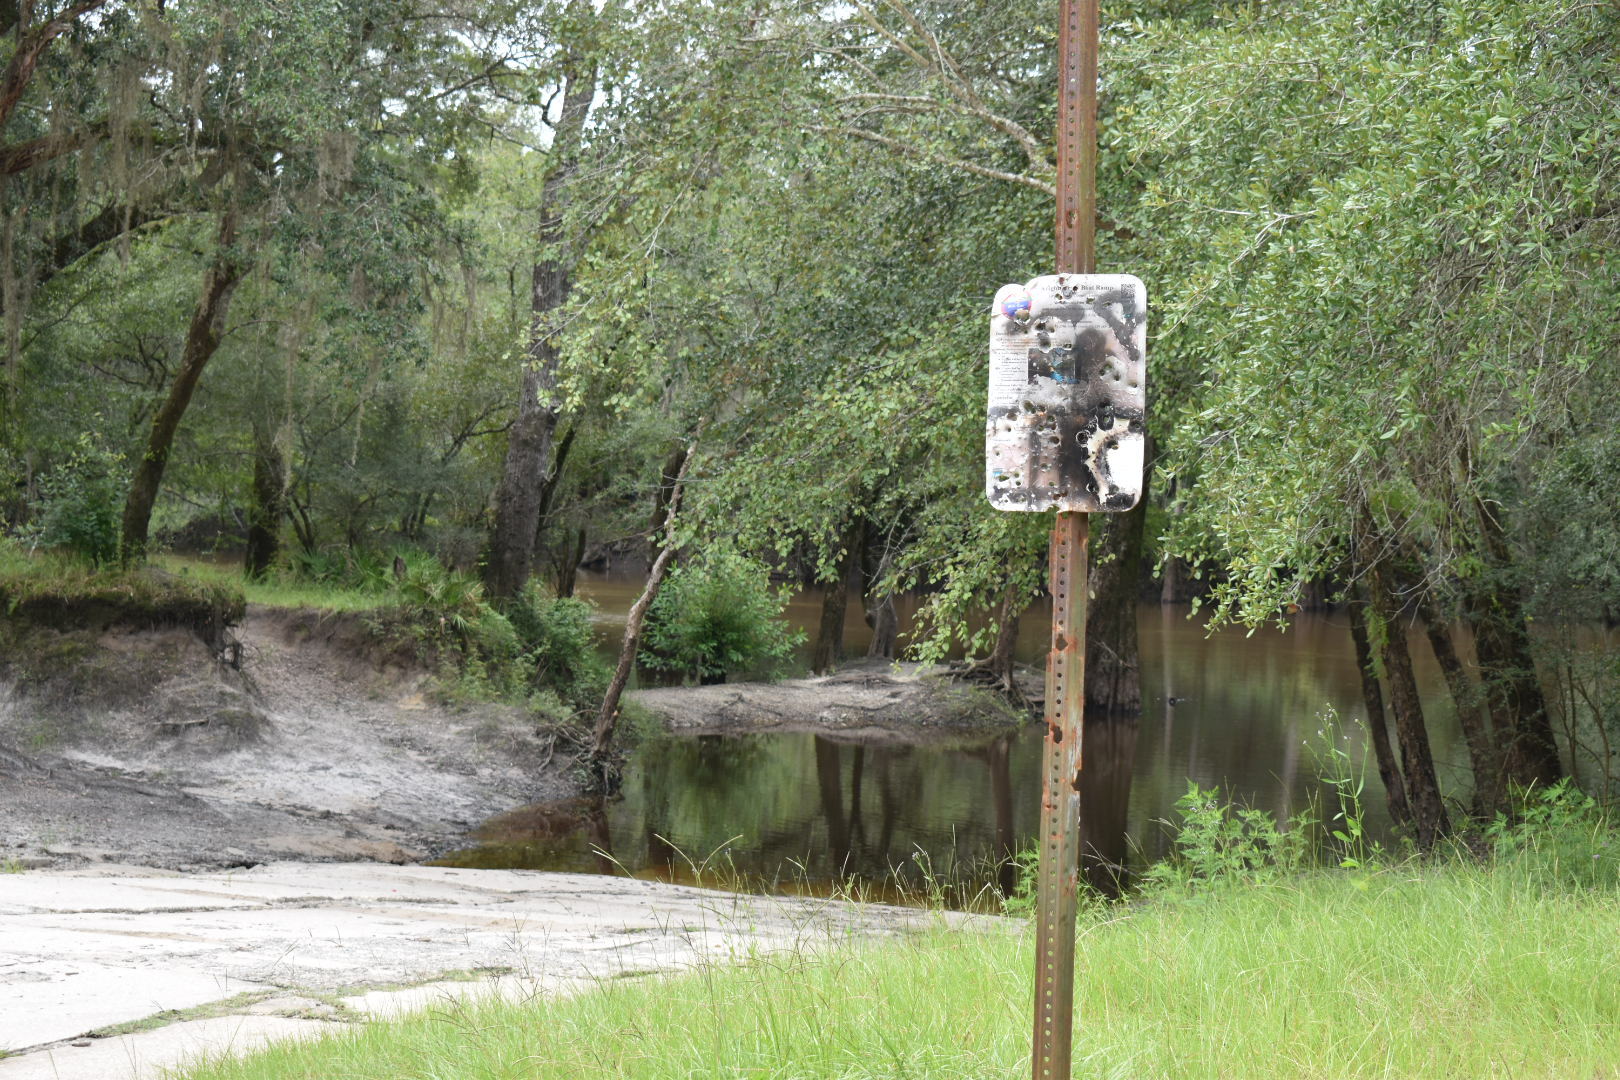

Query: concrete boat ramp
<box><xmin>0</xmin><ymin>862</ymin><xmax>956</xmax><ymax>1079</ymax></box>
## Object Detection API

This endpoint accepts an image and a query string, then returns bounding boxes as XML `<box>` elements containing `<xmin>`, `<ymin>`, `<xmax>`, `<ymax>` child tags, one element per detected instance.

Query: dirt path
<box><xmin>0</xmin><ymin>612</ymin><xmax>572</xmax><ymax>869</ymax></box>
<box><xmin>0</xmin><ymin>861</ymin><xmax>989</xmax><ymax>1079</ymax></box>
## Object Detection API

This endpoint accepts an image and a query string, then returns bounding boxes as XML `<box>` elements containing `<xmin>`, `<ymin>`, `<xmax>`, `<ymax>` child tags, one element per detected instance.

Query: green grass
<box><xmin>0</xmin><ymin>543</ymin><xmax>387</xmax><ymax>614</ymax></box>
<box><xmin>176</xmin><ymin>854</ymin><xmax>1620</xmax><ymax>1079</ymax></box>
<box><xmin>156</xmin><ymin>555</ymin><xmax>388</xmax><ymax>613</ymax></box>
<box><xmin>0</xmin><ymin>544</ymin><xmax>244</xmax><ymax>628</ymax></box>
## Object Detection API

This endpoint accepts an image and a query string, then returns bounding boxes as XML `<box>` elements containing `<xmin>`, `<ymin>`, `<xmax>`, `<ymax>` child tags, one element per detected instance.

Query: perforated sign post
<box><xmin>983</xmin><ymin>3</ymin><xmax>1146</xmax><ymax>1078</ymax></box>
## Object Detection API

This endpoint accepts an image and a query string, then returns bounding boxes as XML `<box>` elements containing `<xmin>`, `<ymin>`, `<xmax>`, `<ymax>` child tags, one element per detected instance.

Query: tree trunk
<box><xmin>648</xmin><ymin>441</ymin><xmax>689</xmax><ymax>538</ymax></box>
<box><xmin>1468</xmin><ymin>497</ymin><xmax>1561</xmax><ymax>791</ymax></box>
<box><xmin>484</xmin><ymin>51</ymin><xmax>597</xmax><ymax>602</ymax></box>
<box><xmin>120</xmin><ymin>209</ymin><xmax>244</xmax><ymax>563</ymax></box>
<box><xmin>987</xmin><ymin>575</ymin><xmax>1022</xmax><ymax>691</ymax></box>
<box><xmin>1364</xmin><ymin>555</ymin><xmax>1450</xmax><ymax>849</ymax></box>
<box><xmin>244</xmin><ymin>420</ymin><xmax>285</xmax><ymax>579</ymax></box>
<box><xmin>866</xmin><ymin>593</ymin><xmax>898</xmax><ymax>658</ymax></box>
<box><xmin>1346</xmin><ymin>588</ymin><xmax>1411</xmax><ymax>828</ymax></box>
<box><xmin>1085</xmin><ymin>441</ymin><xmax>1150</xmax><ymax>713</ymax></box>
<box><xmin>1412</xmin><ymin>588</ymin><xmax>1503</xmax><ymax>818</ymax></box>
<box><xmin>532</xmin><ymin>424</ymin><xmax>576</xmax><ymax>549</ymax></box>
<box><xmin>863</xmin><ymin>528</ymin><xmax>899</xmax><ymax>659</ymax></box>
<box><xmin>1158</xmin><ymin>472</ymin><xmax>1179</xmax><ymax>605</ymax></box>
<box><xmin>812</xmin><ymin>517</ymin><xmax>863</xmax><ymax>675</ymax></box>
<box><xmin>590</xmin><ymin>435</ymin><xmax>698</xmax><ymax>786</ymax></box>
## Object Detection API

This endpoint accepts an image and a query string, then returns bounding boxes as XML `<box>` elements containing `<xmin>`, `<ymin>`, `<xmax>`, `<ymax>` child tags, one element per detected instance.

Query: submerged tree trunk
<box><xmin>814</xmin><ymin>736</ymin><xmax>850</xmax><ymax>867</ymax></box>
<box><xmin>484</xmin><ymin>46</ymin><xmax>597</xmax><ymax>602</ymax></box>
<box><xmin>591</xmin><ymin>435</ymin><xmax>698</xmax><ymax>788</ymax></box>
<box><xmin>1085</xmin><ymin>442</ymin><xmax>1150</xmax><ymax>714</ymax></box>
<box><xmin>1364</xmin><ymin>555</ymin><xmax>1450</xmax><ymax>849</ymax></box>
<box><xmin>121</xmin><ymin>208</ymin><xmax>244</xmax><ymax>563</ymax></box>
<box><xmin>244</xmin><ymin>419</ymin><xmax>286</xmax><ymax>579</ymax></box>
<box><xmin>554</xmin><ymin>526</ymin><xmax>586</xmax><ymax>599</ymax></box>
<box><xmin>1346</xmin><ymin>589</ymin><xmax>1411</xmax><ymax>829</ymax></box>
<box><xmin>986</xmin><ymin>733</ymin><xmax>1017</xmax><ymax>897</ymax></box>
<box><xmin>812</xmin><ymin>518</ymin><xmax>862</xmax><ymax>675</ymax></box>
<box><xmin>1159</xmin><ymin>555</ymin><xmax>1180</xmax><ymax>605</ymax></box>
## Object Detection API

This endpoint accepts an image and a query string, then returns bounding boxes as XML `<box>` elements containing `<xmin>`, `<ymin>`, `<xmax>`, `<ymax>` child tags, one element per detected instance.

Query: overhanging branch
<box><xmin>806</xmin><ymin>123</ymin><xmax>1055</xmax><ymax>196</ymax></box>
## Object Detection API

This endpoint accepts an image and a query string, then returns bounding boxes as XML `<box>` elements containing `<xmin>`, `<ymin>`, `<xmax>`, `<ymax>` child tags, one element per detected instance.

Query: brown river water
<box><xmin>435</xmin><ymin>573</ymin><xmax>1468</xmax><ymax>903</ymax></box>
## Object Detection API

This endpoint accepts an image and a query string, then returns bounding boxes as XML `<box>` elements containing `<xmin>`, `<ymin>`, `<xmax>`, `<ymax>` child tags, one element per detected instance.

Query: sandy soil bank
<box><xmin>0</xmin><ymin>611</ymin><xmax>573</xmax><ymax>870</ymax></box>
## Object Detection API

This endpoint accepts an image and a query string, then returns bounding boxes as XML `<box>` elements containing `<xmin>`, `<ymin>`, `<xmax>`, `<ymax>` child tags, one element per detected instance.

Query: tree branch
<box><xmin>0</xmin><ymin>119</ymin><xmax>102</xmax><ymax>175</ymax></box>
<box><xmin>853</xmin><ymin>0</ymin><xmax>1050</xmax><ymax>176</ymax></box>
<box><xmin>0</xmin><ymin>0</ymin><xmax>109</xmax><ymax>133</ymax></box>
<box><xmin>806</xmin><ymin>123</ymin><xmax>1055</xmax><ymax>196</ymax></box>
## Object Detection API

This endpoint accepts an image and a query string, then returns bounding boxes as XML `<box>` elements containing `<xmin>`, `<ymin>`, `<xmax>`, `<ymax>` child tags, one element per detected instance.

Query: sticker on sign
<box><xmin>985</xmin><ymin>273</ymin><xmax>1146</xmax><ymax>513</ymax></box>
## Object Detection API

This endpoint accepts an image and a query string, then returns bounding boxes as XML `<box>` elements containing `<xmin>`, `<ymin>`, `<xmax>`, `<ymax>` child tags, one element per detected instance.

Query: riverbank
<box><xmin>0</xmin><ymin>605</ymin><xmax>575</xmax><ymax>869</ymax></box>
<box><xmin>0</xmin><ymin>573</ymin><xmax>1027</xmax><ymax>872</ymax></box>
<box><xmin>166</xmin><ymin>844</ymin><xmax>1620</xmax><ymax>1079</ymax></box>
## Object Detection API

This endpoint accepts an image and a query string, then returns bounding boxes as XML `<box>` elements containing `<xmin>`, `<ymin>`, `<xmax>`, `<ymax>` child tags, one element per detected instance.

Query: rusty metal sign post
<box><xmin>982</xmin><ymin>3</ymin><xmax>1146</xmax><ymax>1076</ymax></box>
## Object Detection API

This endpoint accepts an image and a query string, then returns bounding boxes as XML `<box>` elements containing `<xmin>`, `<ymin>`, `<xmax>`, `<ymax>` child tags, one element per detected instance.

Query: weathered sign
<box><xmin>986</xmin><ymin>273</ymin><xmax>1147</xmax><ymax>513</ymax></box>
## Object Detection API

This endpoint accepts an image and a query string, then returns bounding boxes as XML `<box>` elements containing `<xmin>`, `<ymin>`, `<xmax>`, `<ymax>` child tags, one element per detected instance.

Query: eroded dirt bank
<box><xmin>0</xmin><ymin>611</ymin><xmax>573</xmax><ymax>869</ymax></box>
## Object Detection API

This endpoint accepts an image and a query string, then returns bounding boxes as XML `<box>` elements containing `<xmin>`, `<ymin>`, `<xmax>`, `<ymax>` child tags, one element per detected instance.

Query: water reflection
<box><xmin>438</xmin><ymin>715</ymin><xmax>1149</xmax><ymax>903</ymax></box>
<box><xmin>1080</xmin><ymin>716</ymin><xmax>1137</xmax><ymax>896</ymax></box>
<box><xmin>436</xmin><ymin>603</ymin><xmax>1471</xmax><ymax>906</ymax></box>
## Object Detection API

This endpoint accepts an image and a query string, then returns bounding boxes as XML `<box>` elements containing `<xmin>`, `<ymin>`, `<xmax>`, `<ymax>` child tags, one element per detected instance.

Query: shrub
<box><xmin>29</xmin><ymin>434</ymin><xmax>124</xmax><ymax>566</ymax></box>
<box><xmin>283</xmin><ymin>544</ymin><xmax>429</xmax><ymax>594</ymax></box>
<box><xmin>642</xmin><ymin>549</ymin><xmax>803</xmax><ymax>684</ymax></box>
<box><xmin>506</xmin><ymin>583</ymin><xmax>609</xmax><ymax>710</ymax></box>
<box><xmin>1141</xmin><ymin>782</ymin><xmax>1315</xmax><ymax>895</ymax></box>
<box><xmin>278</xmin><ymin>546</ymin><xmax>607</xmax><ymax>712</ymax></box>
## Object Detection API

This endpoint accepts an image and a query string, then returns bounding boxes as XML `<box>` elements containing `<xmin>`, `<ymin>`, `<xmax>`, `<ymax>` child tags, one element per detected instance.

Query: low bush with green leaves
<box><xmin>642</xmin><ymin>550</ymin><xmax>802</xmax><ymax>684</ymax></box>
<box><xmin>505</xmin><ymin>583</ymin><xmax>609</xmax><ymax>711</ymax></box>
<box><xmin>25</xmin><ymin>433</ymin><xmax>124</xmax><ymax>566</ymax></box>
<box><xmin>262</xmin><ymin>546</ymin><xmax>607</xmax><ymax>717</ymax></box>
<box><xmin>1139</xmin><ymin>782</ymin><xmax>1316</xmax><ymax>896</ymax></box>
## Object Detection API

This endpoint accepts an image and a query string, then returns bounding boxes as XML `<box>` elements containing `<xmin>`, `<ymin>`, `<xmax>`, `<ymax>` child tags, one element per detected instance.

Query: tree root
<box><xmin>946</xmin><ymin>658</ymin><xmax>1036</xmax><ymax>715</ymax></box>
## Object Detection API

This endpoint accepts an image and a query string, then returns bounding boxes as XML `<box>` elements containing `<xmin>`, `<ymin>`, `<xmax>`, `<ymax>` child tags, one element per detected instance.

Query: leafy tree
<box><xmin>1130</xmin><ymin>0</ymin><xmax>1620</xmax><ymax>824</ymax></box>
